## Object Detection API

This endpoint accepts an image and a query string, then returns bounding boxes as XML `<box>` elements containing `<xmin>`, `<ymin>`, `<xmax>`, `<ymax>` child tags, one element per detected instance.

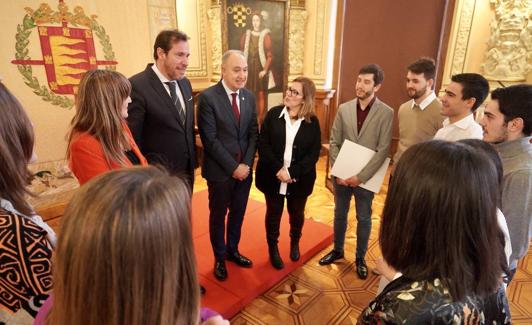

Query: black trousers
<box><xmin>207</xmin><ymin>175</ymin><xmax>252</xmax><ymax>261</ymax></box>
<box><xmin>264</xmin><ymin>193</ymin><xmax>308</xmax><ymax>246</ymax></box>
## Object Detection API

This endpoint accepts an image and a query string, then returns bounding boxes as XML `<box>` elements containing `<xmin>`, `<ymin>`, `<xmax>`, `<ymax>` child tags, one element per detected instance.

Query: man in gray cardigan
<box><xmin>319</xmin><ymin>64</ymin><xmax>393</xmax><ymax>279</ymax></box>
<box><xmin>480</xmin><ymin>84</ymin><xmax>532</xmax><ymax>283</ymax></box>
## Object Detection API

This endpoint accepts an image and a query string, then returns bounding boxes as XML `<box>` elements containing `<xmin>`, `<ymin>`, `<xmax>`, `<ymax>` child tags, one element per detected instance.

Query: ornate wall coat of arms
<box><xmin>11</xmin><ymin>1</ymin><xmax>118</xmax><ymax>109</ymax></box>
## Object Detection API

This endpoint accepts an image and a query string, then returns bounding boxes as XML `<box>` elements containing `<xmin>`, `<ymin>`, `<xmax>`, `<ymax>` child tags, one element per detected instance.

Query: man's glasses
<box><xmin>286</xmin><ymin>87</ymin><xmax>302</xmax><ymax>97</ymax></box>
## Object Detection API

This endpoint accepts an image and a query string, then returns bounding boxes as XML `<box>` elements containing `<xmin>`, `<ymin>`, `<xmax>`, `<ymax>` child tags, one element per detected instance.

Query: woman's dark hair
<box><xmin>0</xmin><ymin>82</ymin><xmax>35</xmax><ymax>215</ymax></box>
<box><xmin>380</xmin><ymin>140</ymin><xmax>506</xmax><ymax>301</ymax></box>
<box><xmin>458</xmin><ymin>139</ymin><xmax>503</xmax><ymax>201</ymax></box>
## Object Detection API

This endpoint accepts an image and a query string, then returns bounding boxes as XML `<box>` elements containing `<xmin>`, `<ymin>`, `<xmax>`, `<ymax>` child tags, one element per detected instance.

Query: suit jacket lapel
<box><xmin>176</xmin><ymin>79</ymin><xmax>193</xmax><ymax>130</ymax></box>
<box><xmin>238</xmin><ymin>91</ymin><xmax>249</xmax><ymax>130</ymax></box>
<box><xmin>146</xmin><ymin>65</ymin><xmax>183</xmax><ymax>127</ymax></box>
<box><xmin>351</xmin><ymin>99</ymin><xmax>359</xmax><ymax>138</ymax></box>
<box><xmin>215</xmin><ymin>82</ymin><xmax>239</xmax><ymax>129</ymax></box>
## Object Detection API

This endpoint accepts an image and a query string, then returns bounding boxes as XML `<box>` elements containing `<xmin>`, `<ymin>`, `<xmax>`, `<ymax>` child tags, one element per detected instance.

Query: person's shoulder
<box><xmin>70</xmin><ymin>131</ymin><xmax>99</xmax><ymax>148</ymax></box>
<box><xmin>129</xmin><ymin>65</ymin><xmax>151</xmax><ymax>82</ymax></box>
<box><xmin>375</xmin><ymin>99</ymin><xmax>394</xmax><ymax>114</ymax></box>
<box><xmin>200</xmin><ymin>82</ymin><xmax>221</xmax><ymax>97</ymax></box>
<box><xmin>398</xmin><ymin>100</ymin><xmax>412</xmax><ymax>111</ymax></box>
<box><xmin>269</xmin><ymin>105</ymin><xmax>284</xmax><ymax>114</ymax></box>
<box><xmin>241</xmin><ymin>87</ymin><xmax>256</xmax><ymax>101</ymax></box>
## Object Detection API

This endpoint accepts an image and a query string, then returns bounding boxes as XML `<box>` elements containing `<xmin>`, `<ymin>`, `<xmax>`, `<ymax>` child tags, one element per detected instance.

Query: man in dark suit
<box><xmin>127</xmin><ymin>30</ymin><xmax>196</xmax><ymax>187</ymax></box>
<box><xmin>127</xmin><ymin>30</ymin><xmax>205</xmax><ymax>294</ymax></box>
<box><xmin>198</xmin><ymin>50</ymin><xmax>258</xmax><ymax>281</ymax></box>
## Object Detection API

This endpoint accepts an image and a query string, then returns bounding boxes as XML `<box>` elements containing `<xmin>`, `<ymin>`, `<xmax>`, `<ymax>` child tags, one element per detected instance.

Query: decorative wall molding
<box><xmin>313</xmin><ymin>0</ymin><xmax>326</xmax><ymax>76</ymax></box>
<box><xmin>288</xmin><ymin>8</ymin><xmax>307</xmax><ymax>79</ymax></box>
<box><xmin>481</xmin><ymin>0</ymin><xmax>531</xmax><ymax>81</ymax></box>
<box><xmin>147</xmin><ymin>0</ymin><xmax>177</xmax><ymax>49</ymax></box>
<box><xmin>449</xmin><ymin>0</ymin><xmax>476</xmax><ymax>78</ymax></box>
<box><xmin>207</xmin><ymin>3</ymin><xmax>222</xmax><ymax>81</ymax></box>
<box><xmin>186</xmin><ymin>0</ymin><xmax>209</xmax><ymax>77</ymax></box>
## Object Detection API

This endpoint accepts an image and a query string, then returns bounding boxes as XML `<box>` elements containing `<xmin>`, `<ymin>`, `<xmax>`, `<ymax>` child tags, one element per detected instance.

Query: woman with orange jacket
<box><xmin>67</xmin><ymin>70</ymin><xmax>147</xmax><ymax>185</ymax></box>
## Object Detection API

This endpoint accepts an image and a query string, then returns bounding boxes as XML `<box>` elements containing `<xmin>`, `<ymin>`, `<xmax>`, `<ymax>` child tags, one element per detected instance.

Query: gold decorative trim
<box><xmin>186</xmin><ymin>0</ymin><xmax>209</xmax><ymax>77</ymax></box>
<box><xmin>449</xmin><ymin>0</ymin><xmax>476</xmax><ymax>77</ymax></box>
<box><xmin>313</xmin><ymin>0</ymin><xmax>326</xmax><ymax>76</ymax></box>
<box><xmin>288</xmin><ymin>8</ymin><xmax>307</xmax><ymax>79</ymax></box>
<box><xmin>207</xmin><ymin>3</ymin><xmax>222</xmax><ymax>81</ymax></box>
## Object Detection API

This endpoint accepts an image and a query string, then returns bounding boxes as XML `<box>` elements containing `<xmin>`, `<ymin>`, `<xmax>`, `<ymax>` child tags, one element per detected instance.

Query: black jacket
<box><xmin>256</xmin><ymin>105</ymin><xmax>321</xmax><ymax>197</ymax></box>
<box><xmin>127</xmin><ymin>64</ymin><xmax>196</xmax><ymax>174</ymax></box>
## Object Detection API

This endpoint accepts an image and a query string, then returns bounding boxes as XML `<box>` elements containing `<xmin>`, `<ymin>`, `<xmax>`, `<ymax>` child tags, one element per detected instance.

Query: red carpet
<box><xmin>191</xmin><ymin>190</ymin><xmax>333</xmax><ymax>319</ymax></box>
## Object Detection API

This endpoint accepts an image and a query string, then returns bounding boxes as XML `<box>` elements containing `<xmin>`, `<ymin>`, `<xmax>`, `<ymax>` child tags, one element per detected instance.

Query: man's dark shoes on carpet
<box><xmin>318</xmin><ymin>250</ymin><xmax>344</xmax><ymax>265</ymax></box>
<box><xmin>226</xmin><ymin>251</ymin><xmax>253</xmax><ymax>268</ymax></box>
<box><xmin>214</xmin><ymin>261</ymin><xmax>228</xmax><ymax>281</ymax></box>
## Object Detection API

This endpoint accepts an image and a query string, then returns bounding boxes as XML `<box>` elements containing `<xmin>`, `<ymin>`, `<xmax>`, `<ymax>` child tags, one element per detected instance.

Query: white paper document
<box><xmin>330</xmin><ymin>140</ymin><xmax>390</xmax><ymax>193</ymax></box>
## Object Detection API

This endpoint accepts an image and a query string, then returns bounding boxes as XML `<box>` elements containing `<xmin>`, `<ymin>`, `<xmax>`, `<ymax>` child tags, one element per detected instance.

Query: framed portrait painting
<box><xmin>222</xmin><ymin>0</ymin><xmax>289</xmax><ymax>122</ymax></box>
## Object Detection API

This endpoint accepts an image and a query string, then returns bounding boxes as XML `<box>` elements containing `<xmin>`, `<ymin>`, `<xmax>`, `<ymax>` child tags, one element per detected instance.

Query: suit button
<box><xmin>293</xmin><ymin>145</ymin><xmax>297</xmax><ymax>149</ymax></box>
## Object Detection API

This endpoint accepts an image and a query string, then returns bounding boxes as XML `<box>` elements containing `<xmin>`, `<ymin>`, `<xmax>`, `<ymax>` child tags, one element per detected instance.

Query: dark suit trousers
<box><xmin>208</xmin><ymin>175</ymin><xmax>252</xmax><ymax>261</ymax></box>
<box><xmin>265</xmin><ymin>193</ymin><xmax>308</xmax><ymax>246</ymax></box>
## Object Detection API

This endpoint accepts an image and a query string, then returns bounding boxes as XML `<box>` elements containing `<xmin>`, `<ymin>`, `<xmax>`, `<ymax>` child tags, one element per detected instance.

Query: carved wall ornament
<box><xmin>482</xmin><ymin>0</ymin><xmax>531</xmax><ymax>81</ymax></box>
<box><xmin>207</xmin><ymin>3</ymin><xmax>223</xmax><ymax>81</ymax></box>
<box><xmin>288</xmin><ymin>8</ymin><xmax>307</xmax><ymax>78</ymax></box>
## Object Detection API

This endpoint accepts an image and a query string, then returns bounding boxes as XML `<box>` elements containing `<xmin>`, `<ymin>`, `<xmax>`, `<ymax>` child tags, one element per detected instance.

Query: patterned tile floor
<box><xmin>37</xmin><ymin>156</ymin><xmax>532</xmax><ymax>324</ymax></box>
<box><xmin>194</xmin><ymin>156</ymin><xmax>532</xmax><ymax>325</ymax></box>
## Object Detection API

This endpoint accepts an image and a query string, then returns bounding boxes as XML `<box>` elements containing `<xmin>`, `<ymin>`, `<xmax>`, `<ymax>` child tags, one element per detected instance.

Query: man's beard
<box><xmin>407</xmin><ymin>85</ymin><xmax>428</xmax><ymax>99</ymax></box>
<box><xmin>356</xmin><ymin>89</ymin><xmax>373</xmax><ymax>100</ymax></box>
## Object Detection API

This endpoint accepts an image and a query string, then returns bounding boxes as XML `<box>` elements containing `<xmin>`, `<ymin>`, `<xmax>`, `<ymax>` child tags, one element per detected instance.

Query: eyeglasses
<box><xmin>286</xmin><ymin>87</ymin><xmax>302</xmax><ymax>97</ymax></box>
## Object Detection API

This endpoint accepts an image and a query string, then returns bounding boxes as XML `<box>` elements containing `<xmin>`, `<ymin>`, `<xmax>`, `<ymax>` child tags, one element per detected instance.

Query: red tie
<box><xmin>231</xmin><ymin>92</ymin><xmax>240</xmax><ymax>123</ymax></box>
<box><xmin>231</xmin><ymin>92</ymin><xmax>242</xmax><ymax>163</ymax></box>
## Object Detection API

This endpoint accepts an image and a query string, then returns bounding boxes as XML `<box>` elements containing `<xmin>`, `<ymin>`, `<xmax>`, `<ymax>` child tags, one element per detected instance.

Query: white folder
<box><xmin>330</xmin><ymin>139</ymin><xmax>390</xmax><ymax>193</ymax></box>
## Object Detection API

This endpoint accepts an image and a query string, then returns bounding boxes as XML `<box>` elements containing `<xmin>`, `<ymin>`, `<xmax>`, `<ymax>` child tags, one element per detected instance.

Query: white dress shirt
<box><xmin>151</xmin><ymin>64</ymin><xmax>185</xmax><ymax>111</ymax></box>
<box><xmin>410</xmin><ymin>91</ymin><xmax>437</xmax><ymax>110</ymax></box>
<box><xmin>221</xmin><ymin>79</ymin><xmax>240</xmax><ymax>113</ymax></box>
<box><xmin>433</xmin><ymin>114</ymin><xmax>483</xmax><ymax>141</ymax></box>
<box><xmin>279</xmin><ymin>107</ymin><xmax>303</xmax><ymax>195</ymax></box>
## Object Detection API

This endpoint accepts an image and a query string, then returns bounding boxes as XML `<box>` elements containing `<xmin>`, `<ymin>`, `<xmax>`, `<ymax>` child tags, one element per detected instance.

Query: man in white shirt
<box><xmin>434</xmin><ymin>73</ymin><xmax>489</xmax><ymax>141</ymax></box>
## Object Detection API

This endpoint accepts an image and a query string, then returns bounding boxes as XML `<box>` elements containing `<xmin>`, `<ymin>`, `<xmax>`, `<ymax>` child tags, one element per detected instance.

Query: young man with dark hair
<box><xmin>434</xmin><ymin>73</ymin><xmax>489</xmax><ymax>141</ymax></box>
<box><xmin>393</xmin><ymin>58</ymin><xmax>444</xmax><ymax>165</ymax></box>
<box><xmin>319</xmin><ymin>64</ymin><xmax>393</xmax><ymax>280</ymax></box>
<box><xmin>480</xmin><ymin>84</ymin><xmax>532</xmax><ymax>282</ymax></box>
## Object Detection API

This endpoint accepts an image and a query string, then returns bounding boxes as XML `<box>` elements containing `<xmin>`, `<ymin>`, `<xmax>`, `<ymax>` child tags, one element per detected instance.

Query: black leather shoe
<box><xmin>318</xmin><ymin>250</ymin><xmax>344</xmax><ymax>265</ymax></box>
<box><xmin>226</xmin><ymin>251</ymin><xmax>253</xmax><ymax>268</ymax></box>
<box><xmin>356</xmin><ymin>258</ymin><xmax>368</xmax><ymax>279</ymax></box>
<box><xmin>269</xmin><ymin>245</ymin><xmax>284</xmax><ymax>270</ymax></box>
<box><xmin>290</xmin><ymin>240</ymin><xmax>300</xmax><ymax>261</ymax></box>
<box><xmin>214</xmin><ymin>261</ymin><xmax>227</xmax><ymax>281</ymax></box>
<box><xmin>200</xmin><ymin>285</ymin><xmax>206</xmax><ymax>295</ymax></box>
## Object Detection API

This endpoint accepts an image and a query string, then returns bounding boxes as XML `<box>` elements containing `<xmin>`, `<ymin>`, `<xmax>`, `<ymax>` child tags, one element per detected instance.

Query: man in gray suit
<box><xmin>198</xmin><ymin>50</ymin><xmax>258</xmax><ymax>281</ymax></box>
<box><xmin>319</xmin><ymin>64</ymin><xmax>393</xmax><ymax>280</ymax></box>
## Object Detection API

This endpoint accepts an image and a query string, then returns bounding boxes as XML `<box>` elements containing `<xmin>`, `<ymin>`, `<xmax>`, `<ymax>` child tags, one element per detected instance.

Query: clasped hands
<box><xmin>276</xmin><ymin>167</ymin><xmax>293</xmax><ymax>183</ymax></box>
<box><xmin>232</xmin><ymin>164</ymin><xmax>250</xmax><ymax>181</ymax></box>
<box><xmin>336</xmin><ymin>175</ymin><xmax>361</xmax><ymax>187</ymax></box>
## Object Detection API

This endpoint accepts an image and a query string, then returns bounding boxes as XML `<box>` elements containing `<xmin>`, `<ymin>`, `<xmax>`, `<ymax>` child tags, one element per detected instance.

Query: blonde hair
<box><xmin>0</xmin><ymin>82</ymin><xmax>35</xmax><ymax>215</ymax></box>
<box><xmin>49</xmin><ymin>167</ymin><xmax>199</xmax><ymax>325</ymax></box>
<box><xmin>67</xmin><ymin>69</ymin><xmax>132</xmax><ymax>166</ymax></box>
<box><xmin>293</xmin><ymin>76</ymin><xmax>316</xmax><ymax>122</ymax></box>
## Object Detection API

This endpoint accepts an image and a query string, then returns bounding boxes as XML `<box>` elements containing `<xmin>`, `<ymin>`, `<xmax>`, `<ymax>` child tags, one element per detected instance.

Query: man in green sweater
<box><xmin>480</xmin><ymin>84</ymin><xmax>532</xmax><ymax>282</ymax></box>
<box><xmin>393</xmin><ymin>58</ymin><xmax>444</xmax><ymax>166</ymax></box>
